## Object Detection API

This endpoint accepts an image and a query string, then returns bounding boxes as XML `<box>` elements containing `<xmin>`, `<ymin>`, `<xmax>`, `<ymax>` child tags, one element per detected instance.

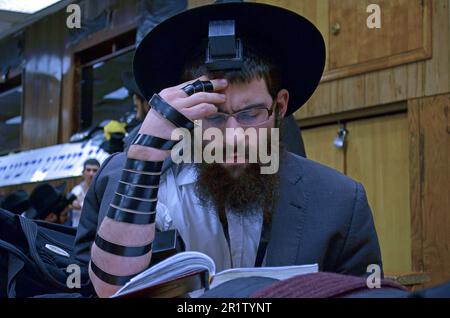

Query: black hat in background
<box><xmin>29</xmin><ymin>183</ymin><xmax>67</xmax><ymax>220</ymax></box>
<box><xmin>1</xmin><ymin>189</ymin><xmax>37</xmax><ymax>218</ymax></box>
<box><xmin>133</xmin><ymin>2</ymin><xmax>326</xmax><ymax>116</ymax></box>
<box><xmin>121</xmin><ymin>71</ymin><xmax>144</xmax><ymax>100</ymax></box>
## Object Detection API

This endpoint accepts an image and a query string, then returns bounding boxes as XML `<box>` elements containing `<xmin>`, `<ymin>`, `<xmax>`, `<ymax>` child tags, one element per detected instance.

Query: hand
<box><xmin>71</xmin><ymin>200</ymin><xmax>81</xmax><ymax>210</ymax></box>
<box><xmin>137</xmin><ymin>76</ymin><xmax>228</xmax><ymax>140</ymax></box>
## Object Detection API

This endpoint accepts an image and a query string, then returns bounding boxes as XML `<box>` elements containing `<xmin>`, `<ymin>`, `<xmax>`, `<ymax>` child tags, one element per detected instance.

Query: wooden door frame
<box><xmin>60</xmin><ymin>22</ymin><xmax>137</xmax><ymax>143</ymax></box>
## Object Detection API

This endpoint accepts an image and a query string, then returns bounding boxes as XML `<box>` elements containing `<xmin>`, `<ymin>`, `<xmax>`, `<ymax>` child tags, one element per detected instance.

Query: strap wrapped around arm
<box><xmin>120</xmin><ymin>169</ymin><xmax>160</xmax><ymax>186</ymax></box>
<box><xmin>95</xmin><ymin>235</ymin><xmax>153</xmax><ymax>257</ymax></box>
<box><xmin>117</xmin><ymin>182</ymin><xmax>158</xmax><ymax>199</ymax></box>
<box><xmin>132</xmin><ymin>134</ymin><xmax>179</xmax><ymax>150</ymax></box>
<box><xmin>90</xmin><ymin>261</ymin><xmax>136</xmax><ymax>286</ymax></box>
<box><xmin>124</xmin><ymin>159</ymin><xmax>163</xmax><ymax>173</ymax></box>
<box><xmin>111</xmin><ymin>193</ymin><xmax>156</xmax><ymax>213</ymax></box>
<box><xmin>149</xmin><ymin>94</ymin><xmax>195</xmax><ymax>130</ymax></box>
<box><xmin>107</xmin><ymin>206</ymin><xmax>156</xmax><ymax>224</ymax></box>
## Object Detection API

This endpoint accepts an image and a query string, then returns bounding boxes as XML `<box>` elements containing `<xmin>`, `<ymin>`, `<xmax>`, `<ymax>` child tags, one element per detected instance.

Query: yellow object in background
<box><xmin>103</xmin><ymin>120</ymin><xmax>127</xmax><ymax>141</ymax></box>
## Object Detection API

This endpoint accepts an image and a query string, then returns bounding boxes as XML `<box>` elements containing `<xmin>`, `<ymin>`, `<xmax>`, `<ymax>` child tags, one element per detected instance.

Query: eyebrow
<box><xmin>224</xmin><ymin>103</ymin><xmax>267</xmax><ymax>114</ymax></box>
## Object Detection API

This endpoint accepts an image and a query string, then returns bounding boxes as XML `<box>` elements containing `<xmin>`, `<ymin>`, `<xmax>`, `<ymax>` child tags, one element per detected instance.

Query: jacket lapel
<box><xmin>265</xmin><ymin>152</ymin><xmax>309</xmax><ymax>266</ymax></box>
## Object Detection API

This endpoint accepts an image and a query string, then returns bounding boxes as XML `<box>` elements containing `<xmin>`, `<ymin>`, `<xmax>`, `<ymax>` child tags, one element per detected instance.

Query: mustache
<box><xmin>201</xmin><ymin>141</ymin><xmax>273</xmax><ymax>161</ymax></box>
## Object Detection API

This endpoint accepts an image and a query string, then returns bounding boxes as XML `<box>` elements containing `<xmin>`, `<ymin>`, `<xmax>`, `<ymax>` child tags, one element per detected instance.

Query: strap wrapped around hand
<box><xmin>131</xmin><ymin>134</ymin><xmax>178</xmax><ymax>150</ymax></box>
<box><xmin>107</xmin><ymin>206</ymin><xmax>156</xmax><ymax>224</ymax></box>
<box><xmin>149</xmin><ymin>94</ymin><xmax>195</xmax><ymax>130</ymax></box>
<box><xmin>95</xmin><ymin>235</ymin><xmax>152</xmax><ymax>257</ymax></box>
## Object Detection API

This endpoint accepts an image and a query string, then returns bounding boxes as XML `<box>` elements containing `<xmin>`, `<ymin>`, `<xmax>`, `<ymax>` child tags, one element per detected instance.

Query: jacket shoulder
<box><xmin>284</xmin><ymin>152</ymin><xmax>358</xmax><ymax>193</ymax></box>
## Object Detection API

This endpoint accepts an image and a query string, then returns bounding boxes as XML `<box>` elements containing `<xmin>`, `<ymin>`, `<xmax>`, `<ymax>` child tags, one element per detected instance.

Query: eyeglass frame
<box><xmin>202</xmin><ymin>100</ymin><xmax>277</xmax><ymax>128</ymax></box>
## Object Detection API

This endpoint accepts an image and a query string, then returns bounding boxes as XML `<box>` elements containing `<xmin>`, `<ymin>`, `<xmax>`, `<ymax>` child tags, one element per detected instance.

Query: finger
<box><xmin>173</xmin><ymin>78</ymin><xmax>199</xmax><ymax>90</ymax></box>
<box><xmin>181</xmin><ymin>92</ymin><xmax>226</xmax><ymax>108</ymax></box>
<box><xmin>181</xmin><ymin>103</ymin><xmax>218</xmax><ymax>120</ymax></box>
<box><xmin>208</xmin><ymin>78</ymin><xmax>228</xmax><ymax>92</ymax></box>
<box><xmin>174</xmin><ymin>78</ymin><xmax>228</xmax><ymax>96</ymax></box>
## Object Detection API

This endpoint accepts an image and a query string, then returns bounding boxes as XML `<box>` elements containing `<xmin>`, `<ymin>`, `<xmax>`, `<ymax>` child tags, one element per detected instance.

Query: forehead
<box><xmin>218</xmin><ymin>77</ymin><xmax>272</xmax><ymax>112</ymax></box>
<box><xmin>84</xmin><ymin>165</ymin><xmax>99</xmax><ymax>170</ymax></box>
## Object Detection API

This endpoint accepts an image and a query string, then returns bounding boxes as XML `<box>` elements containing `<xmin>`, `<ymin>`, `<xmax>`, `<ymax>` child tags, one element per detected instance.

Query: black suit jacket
<box><xmin>74</xmin><ymin>150</ymin><xmax>382</xmax><ymax>277</ymax></box>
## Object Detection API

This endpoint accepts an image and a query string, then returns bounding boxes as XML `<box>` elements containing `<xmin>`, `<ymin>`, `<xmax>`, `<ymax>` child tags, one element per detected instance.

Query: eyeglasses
<box><xmin>202</xmin><ymin>101</ymin><xmax>276</xmax><ymax>128</ymax></box>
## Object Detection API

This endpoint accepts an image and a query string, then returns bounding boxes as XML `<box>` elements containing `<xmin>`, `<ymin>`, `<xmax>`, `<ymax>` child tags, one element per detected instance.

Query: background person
<box><xmin>69</xmin><ymin>159</ymin><xmax>100</xmax><ymax>227</ymax></box>
<box><xmin>29</xmin><ymin>183</ymin><xmax>75</xmax><ymax>225</ymax></box>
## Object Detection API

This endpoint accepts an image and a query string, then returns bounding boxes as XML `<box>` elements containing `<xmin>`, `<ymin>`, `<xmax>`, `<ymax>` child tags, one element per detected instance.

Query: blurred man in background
<box><xmin>69</xmin><ymin>159</ymin><xmax>100</xmax><ymax>227</ymax></box>
<box><xmin>29</xmin><ymin>183</ymin><xmax>75</xmax><ymax>225</ymax></box>
<box><xmin>0</xmin><ymin>189</ymin><xmax>36</xmax><ymax>219</ymax></box>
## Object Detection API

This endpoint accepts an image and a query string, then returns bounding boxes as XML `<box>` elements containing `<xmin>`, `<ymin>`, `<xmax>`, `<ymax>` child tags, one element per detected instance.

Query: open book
<box><xmin>112</xmin><ymin>251</ymin><xmax>318</xmax><ymax>298</ymax></box>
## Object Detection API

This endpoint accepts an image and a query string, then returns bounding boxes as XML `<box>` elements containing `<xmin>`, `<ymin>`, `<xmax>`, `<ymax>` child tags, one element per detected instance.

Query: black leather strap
<box><xmin>107</xmin><ymin>207</ymin><xmax>156</xmax><ymax>224</ymax></box>
<box><xmin>117</xmin><ymin>182</ymin><xmax>158</xmax><ymax>199</ymax></box>
<box><xmin>112</xmin><ymin>193</ymin><xmax>157</xmax><ymax>212</ymax></box>
<box><xmin>131</xmin><ymin>134</ymin><xmax>178</xmax><ymax>150</ymax></box>
<box><xmin>149</xmin><ymin>94</ymin><xmax>194</xmax><ymax>130</ymax></box>
<box><xmin>124</xmin><ymin>159</ymin><xmax>164</xmax><ymax>173</ymax></box>
<box><xmin>201</xmin><ymin>80</ymin><xmax>214</xmax><ymax>93</ymax></box>
<box><xmin>120</xmin><ymin>169</ymin><xmax>160</xmax><ymax>186</ymax></box>
<box><xmin>182</xmin><ymin>80</ymin><xmax>214</xmax><ymax>96</ymax></box>
<box><xmin>95</xmin><ymin>235</ymin><xmax>153</xmax><ymax>257</ymax></box>
<box><xmin>90</xmin><ymin>261</ymin><xmax>135</xmax><ymax>286</ymax></box>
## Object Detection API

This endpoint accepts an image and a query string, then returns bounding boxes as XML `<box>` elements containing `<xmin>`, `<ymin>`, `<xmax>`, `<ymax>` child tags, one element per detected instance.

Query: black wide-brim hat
<box><xmin>1</xmin><ymin>189</ymin><xmax>31</xmax><ymax>215</ymax></box>
<box><xmin>121</xmin><ymin>71</ymin><xmax>144</xmax><ymax>99</ymax></box>
<box><xmin>133</xmin><ymin>2</ymin><xmax>326</xmax><ymax>116</ymax></box>
<box><xmin>29</xmin><ymin>183</ymin><xmax>67</xmax><ymax>219</ymax></box>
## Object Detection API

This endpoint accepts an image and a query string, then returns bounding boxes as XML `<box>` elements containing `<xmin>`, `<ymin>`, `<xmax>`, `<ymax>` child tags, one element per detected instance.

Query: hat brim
<box><xmin>133</xmin><ymin>2</ymin><xmax>326</xmax><ymax>116</ymax></box>
<box><xmin>122</xmin><ymin>71</ymin><xmax>144</xmax><ymax>99</ymax></box>
<box><xmin>55</xmin><ymin>182</ymin><xmax>66</xmax><ymax>193</ymax></box>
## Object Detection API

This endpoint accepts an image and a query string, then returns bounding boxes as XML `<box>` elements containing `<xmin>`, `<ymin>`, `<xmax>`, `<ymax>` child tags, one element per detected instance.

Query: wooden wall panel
<box><xmin>424</xmin><ymin>0</ymin><xmax>450</xmax><ymax>97</ymax></box>
<box><xmin>296</xmin><ymin>81</ymin><xmax>332</xmax><ymax>119</ymax></box>
<box><xmin>296</xmin><ymin>0</ymin><xmax>450</xmax><ymax>123</ymax></box>
<box><xmin>327</xmin><ymin>0</ymin><xmax>431</xmax><ymax>80</ymax></box>
<box><xmin>364</xmin><ymin>66</ymin><xmax>408</xmax><ymax>107</ymax></box>
<box><xmin>409</xmin><ymin>94</ymin><xmax>450</xmax><ymax>287</ymax></box>
<box><xmin>330</xmin><ymin>75</ymin><xmax>366</xmax><ymax>114</ymax></box>
<box><xmin>346</xmin><ymin>114</ymin><xmax>411</xmax><ymax>274</ymax></box>
<box><xmin>188</xmin><ymin>0</ymin><xmax>213</xmax><ymax>9</ymax></box>
<box><xmin>302</xmin><ymin>124</ymin><xmax>345</xmax><ymax>173</ymax></box>
<box><xmin>22</xmin><ymin>12</ymin><xmax>66</xmax><ymax>149</ymax></box>
<box><xmin>60</xmin><ymin>54</ymin><xmax>77</xmax><ymax>143</ymax></box>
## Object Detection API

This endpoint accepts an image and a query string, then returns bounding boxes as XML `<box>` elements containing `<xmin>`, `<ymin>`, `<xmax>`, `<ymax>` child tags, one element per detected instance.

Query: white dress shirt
<box><xmin>70</xmin><ymin>181</ymin><xmax>88</xmax><ymax>228</ymax></box>
<box><xmin>155</xmin><ymin>164</ymin><xmax>263</xmax><ymax>272</ymax></box>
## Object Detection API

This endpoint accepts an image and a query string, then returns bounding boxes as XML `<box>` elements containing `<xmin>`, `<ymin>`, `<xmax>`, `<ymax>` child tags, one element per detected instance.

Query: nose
<box><xmin>224</xmin><ymin>116</ymin><xmax>241</xmax><ymax>130</ymax></box>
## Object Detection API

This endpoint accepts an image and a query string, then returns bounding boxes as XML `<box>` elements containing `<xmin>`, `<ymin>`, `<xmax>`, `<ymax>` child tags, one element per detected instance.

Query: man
<box><xmin>29</xmin><ymin>183</ymin><xmax>73</xmax><ymax>225</ymax></box>
<box><xmin>70</xmin><ymin>159</ymin><xmax>100</xmax><ymax>227</ymax></box>
<box><xmin>0</xmin><ymin>189</ymin><xmax>36</xmax><ymax>219</ymax></box>
<box><xmin>75</xmin><ymin>3</ymin><xmax>382</xmax><ymax>297</ymax></box>
<box><xmin>121</xmin><ymin>71</ymin><xmax>150</xmax><ymax>134</ymax></box>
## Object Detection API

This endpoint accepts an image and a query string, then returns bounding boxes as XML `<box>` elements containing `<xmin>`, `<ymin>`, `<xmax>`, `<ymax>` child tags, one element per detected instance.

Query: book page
<box><xmin>210</xmin><ymin>263</ymin><xmax>319</xmax><ymax>288</ymax></box>
<box><xmin>112</xmin><ymin>251</ymin><xmax>216</xmax><ymax>297</ymax></box>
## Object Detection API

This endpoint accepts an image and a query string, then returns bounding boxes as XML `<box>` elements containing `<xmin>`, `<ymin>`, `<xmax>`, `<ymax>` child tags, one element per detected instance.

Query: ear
<box><xmin>132</xmin><ymin>94</ymin><xmax>139</xmax><ymax>103</ymax></box>
<box><xmin>276</xmin><ymin>89</ymin><xmax>289</xmax><ymax>118</ymax></box>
